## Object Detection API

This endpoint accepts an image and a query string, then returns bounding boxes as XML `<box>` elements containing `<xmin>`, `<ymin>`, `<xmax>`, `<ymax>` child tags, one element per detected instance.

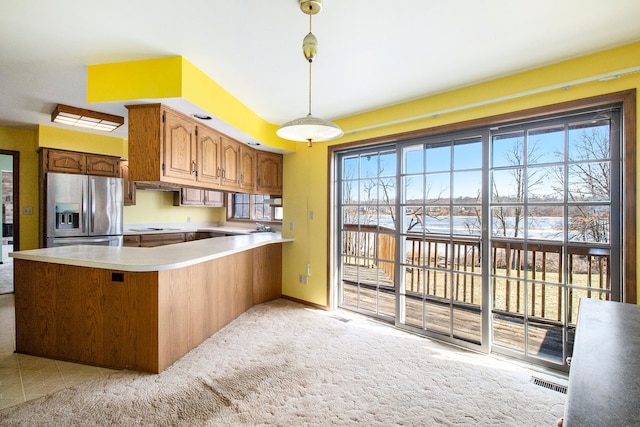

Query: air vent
<box><xmin>329</xmin><ymin>315</ymin><xmax>352</xmax><ymax>323</ymax></box>
<box><xmin>530</xmin><ymin>376</ymin><xmax>567</xmax><ymax>394</ymax></box>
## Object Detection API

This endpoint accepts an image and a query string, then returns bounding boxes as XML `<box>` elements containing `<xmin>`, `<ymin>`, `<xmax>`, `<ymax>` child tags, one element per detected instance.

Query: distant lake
<box><xmin>350</xmin><ymin>215</ymin><xmax>566</xmax><ymax>241</ymax></box>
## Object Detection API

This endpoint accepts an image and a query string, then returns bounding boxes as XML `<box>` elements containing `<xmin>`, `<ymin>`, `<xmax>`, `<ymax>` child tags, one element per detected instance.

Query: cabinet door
<box><xmin>86</xmin><ymin>155</ymin><xmax>119</xmax><ymax>177</ymax></box>
<box><xmin>123</xmin><ymin>234</ymin><xmax>141</xmax><ymax>247</ymax></box>
<box><xmin>163</xmin><ymin>109</ymin><xmax>197</xmax><ymax>182</ymax></box>
<box><xmin>196</xmin><ymin>126</ymin><xmax>222</xmax><ymax>185</ymax></box>
<box><xmin>45</xmin><ymin>149</ymin><xmax>86</xmax><ymax>174</ymax></box>
<box><xmin>221</xmin><ymin>137</ymin><xmax>240</xmax><ymax>189</ymax></box>
<box><xmin>256</xmin><ymin>152</ymin><xmax>283</xmax><ymax>196</ymax></box>
<box><xmin>139</xmin><ymin>233</ymin><xmax>186</xmax><ymax>247</ymax></box>
<box><xmin>179</xmin><ymin>188</ymin><xmax>205</xmax><ymax>206</ymax></box>
<box><xmin>203</xmin><ymin>190</ymin><xmax>224</xmax><ymax>206</ymax></box>
<box><xmin>239</xmin><ymin>146</ymin><xmax>256</xmax><ymax>192</ymax></box>
<box><xmin>119</xmin><ymin>160</ymin><xmax>136</xmax><ymax>206</ymax></box>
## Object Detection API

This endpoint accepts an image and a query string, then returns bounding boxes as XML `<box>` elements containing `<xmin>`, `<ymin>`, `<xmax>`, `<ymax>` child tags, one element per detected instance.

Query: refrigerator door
<box><xmin>46</xmin><ymin>173</ymin><xmax>88</xmax><ymax>239</ymax></box>
<box><xmin>89</xmin><ymin>176</ymin><xmax>123</xmax><ymax>236</ymax></box>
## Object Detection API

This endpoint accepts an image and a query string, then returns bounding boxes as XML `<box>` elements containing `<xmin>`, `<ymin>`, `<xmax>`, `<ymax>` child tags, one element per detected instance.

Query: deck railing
<box><xmin>341</xmin><ymin>225</ymin><xmax>610</xmax><ymax>323</ymax></box>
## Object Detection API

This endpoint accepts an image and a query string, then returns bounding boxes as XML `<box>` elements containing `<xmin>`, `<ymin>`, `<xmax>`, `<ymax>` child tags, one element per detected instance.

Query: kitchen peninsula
<box><xmin>11</xmin><ymin>233</ymin><xmax>292</xmax><ymax>373</ymax></box>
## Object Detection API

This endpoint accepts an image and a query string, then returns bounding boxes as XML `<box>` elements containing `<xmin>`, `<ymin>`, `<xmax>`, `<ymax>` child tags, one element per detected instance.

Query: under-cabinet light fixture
<box><xmin>51</xmin><ymin>104</ymin><xmax>124</xmax><ymax>132</ymax></box>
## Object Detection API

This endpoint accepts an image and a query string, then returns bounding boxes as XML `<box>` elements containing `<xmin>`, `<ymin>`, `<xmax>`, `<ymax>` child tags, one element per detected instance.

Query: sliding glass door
<box><xmin>335</xmin><ymin>105</ymin><xmax>623</xmax><ymax>369</ymax></box>
<box><xmin>398</xmin><ymin>133</ymin><xmax>487</xmax><ymax>351</ymax></box>
<box><xmin>489</xmin><ymin>110</ymin><xmax>619</xmax><ymax>365</ymax></box>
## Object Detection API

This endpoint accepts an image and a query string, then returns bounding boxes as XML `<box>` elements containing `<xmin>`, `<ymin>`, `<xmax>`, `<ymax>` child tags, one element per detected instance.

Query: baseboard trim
<box><xmin>281</xmin><ymin>295</ymin><xmax>328</xmax><ymax>311</ymax></box>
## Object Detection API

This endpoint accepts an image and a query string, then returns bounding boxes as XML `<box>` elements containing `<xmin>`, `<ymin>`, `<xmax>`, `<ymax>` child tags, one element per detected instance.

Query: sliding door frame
<box><xmin>329</xmin><ymin>90</ymin><xmax>636</xmax><ymax>317</ymax></box>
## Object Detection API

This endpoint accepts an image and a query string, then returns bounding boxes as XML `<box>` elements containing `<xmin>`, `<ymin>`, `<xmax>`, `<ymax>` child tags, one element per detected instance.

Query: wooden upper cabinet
<box><xmin>173</xmin><ymin>188</ymin><xmax>224</xmax><ymax>207</ymax></box>
<box><xmin>119</xmin><ymin>160</ymin><xmax>136</xmax><ymax>206</ymax></box>
<box><xmin>221</xmin><ymin>136</ymin><xmax>240</xmax><ymax>189</ymax></box>
<box><xmin>86</xmin><ymin>154</ymin><xmax>119</xmax><ymax>177</ymax></box>
<box><xmin>163</xmin><ymin>109</ymin><xmax>197</xmax><ymax>183</ymax></box>
<box><xmin>256</xmin><ymin>152</ymin><xmax>283</xmax><ymax>196</ymax></box>
<box><xmin>239</xmin><ymin>145</ymin><xmax>256</xmax><ymax>192</ymax></box>
<box><xmin>196</xmin><ymin>126</ymin><xmax>222</xmax><ymax>185</ymax></box>
<box><xmin>43</xmin><ymin>149</ymin><xmax>86</xmax><ymax>174</ymax></box>
<box><xmin>127</xmin><ymin>103</ymin><xmax>282</xmax><ymax>197</ymax></box>
<box><xmin>41</xmin><ymin>148</ymin><xmax>119</xmax><ymax>178</ymax></box>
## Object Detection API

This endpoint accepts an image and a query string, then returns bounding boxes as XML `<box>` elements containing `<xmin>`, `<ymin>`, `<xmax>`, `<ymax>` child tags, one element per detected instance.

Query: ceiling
<box><xmin>2</xmin><ymin>0</ymin><xmax>640</xmax><ymax>144</ymax></box>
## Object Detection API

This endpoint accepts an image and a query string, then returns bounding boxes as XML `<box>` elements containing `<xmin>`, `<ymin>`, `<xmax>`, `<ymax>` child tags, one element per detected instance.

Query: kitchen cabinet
<box><xmin>124</xmin><ymin>230</ymin><xmax>219</xmax><ymax>247</ymax></box>
<box><xmin>256</xmin><ymin>151</ymin><xmax>283</xmax><ymax>195</ymax></box>
<box><xmin>163</xmin><ymin>109</ymin><xmax>197</xmax><ymax>183</ymax></box>
<box><xmin>123</xmin><ymin>234</ymin><xmax>141</xmax><ymax>247</ymax></box>
<box><xmin>220</xmin><ymin>136</ymin><xmax>240</xmax><ymax>189</ymax></box>
<box><xmin>119</xmin><ymin>160</ymin><xmax>136</xmax><ymax>206</ymax></box>
<box><xmin>126</xmin><ymin>103</ymin><xmax>283</xmax><ymax>196</ymax></box>
<box><xmin>239</xmin><ymin>145</ymin><xmax>256</xmax><ymax>192</ymax></box>
<box><xmin>173</xmin><ymin>188</ymin><xmax>224</xmax><ymax>207</ymax></box>
<box><xmin>41</xmin><ymin>148</ymin><xmax>120</xmax><ymax>177</ymax></box>
<box><xmin>196</xmin><ymin>125</ymin><xmax>223</xmax><ymax>186</ymax></box>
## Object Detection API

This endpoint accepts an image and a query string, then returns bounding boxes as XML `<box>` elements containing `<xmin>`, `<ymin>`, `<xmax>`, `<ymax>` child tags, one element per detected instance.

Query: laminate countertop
<box><xmin>10</xmin><ymin>232</ymin><xmax>293</xmax><ymax>272</ymax></box>
<box><xmin>564</xmin><ymin>298</ymin><xmax>640</xmax><ymax>426</ymax></box>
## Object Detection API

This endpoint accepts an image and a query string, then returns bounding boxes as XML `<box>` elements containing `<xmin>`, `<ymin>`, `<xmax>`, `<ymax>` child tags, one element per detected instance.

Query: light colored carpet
<box><xmin>0</xmin><ymin>299</ymin><xmax>566</xmax><ymax>426</ymax></box>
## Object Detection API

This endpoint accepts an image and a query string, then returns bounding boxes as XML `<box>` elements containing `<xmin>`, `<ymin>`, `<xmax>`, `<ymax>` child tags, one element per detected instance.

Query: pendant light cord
<box><xmin>307</xmin><ymin>12</ymin><xmax>313</xmax><ymax>116</ymax></box>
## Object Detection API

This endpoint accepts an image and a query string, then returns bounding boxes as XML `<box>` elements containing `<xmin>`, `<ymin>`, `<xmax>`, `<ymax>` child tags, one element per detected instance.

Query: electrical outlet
<box><xmin>22</xmin><ymin>206</ymin><xmax>33</xmax><ymax>215</ymax></box>
<box><xmin>309</xmin><ymin>210</ymin><xmax>314</xmax><ymax>220</ymax></box>
<box><xmin>289</xmin><ymin>221</ymin><xmax>294</xmax><ymax>231</ymax></box>
<box><xmin>299</xmin><ymin>274</ymin><xmax>308</xmax><ymax>285</ymax></box>
<box><xmin>187</xmin><ymin>216</ymin><xmax>191</xmax><ymax>223</ymax></box>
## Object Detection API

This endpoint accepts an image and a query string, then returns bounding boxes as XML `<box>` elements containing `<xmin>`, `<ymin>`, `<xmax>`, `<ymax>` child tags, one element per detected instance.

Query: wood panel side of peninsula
<box><xmin>15</xmin><ymin>243</ymin><xmax>282</xmax><ymax>373</ymax></box>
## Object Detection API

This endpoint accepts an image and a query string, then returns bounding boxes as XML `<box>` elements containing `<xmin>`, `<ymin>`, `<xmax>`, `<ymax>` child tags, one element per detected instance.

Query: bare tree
<box><xmin>566</xmin><ymin>126</ymin><xmax>611</xmax><ymax>242</ymax></box>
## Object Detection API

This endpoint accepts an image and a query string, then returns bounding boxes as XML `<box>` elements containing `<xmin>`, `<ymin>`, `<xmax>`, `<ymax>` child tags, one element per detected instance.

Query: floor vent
<box><xmin>330</xmin><ymin>315</ymin><xmax>352</xmax><ymax>323</ymax></box>
<box><xmin>530</xmin><ymin>376</ymin><xmax>568</xmax><ymax>394</ymax></box>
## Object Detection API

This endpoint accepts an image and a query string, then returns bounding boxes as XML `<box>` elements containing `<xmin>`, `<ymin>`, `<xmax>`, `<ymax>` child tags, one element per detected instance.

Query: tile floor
<box><xmin>0</xmin><ymin>294</ymin><xmax>116</xmax><ymax>409</ymax></box>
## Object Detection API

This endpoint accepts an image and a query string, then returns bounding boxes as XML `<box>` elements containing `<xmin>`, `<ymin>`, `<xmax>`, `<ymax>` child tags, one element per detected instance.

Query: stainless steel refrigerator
<box><xmin>46</xmin><ymin>172</ymin><xmax>123</xmax><ymax>247</ymax></box>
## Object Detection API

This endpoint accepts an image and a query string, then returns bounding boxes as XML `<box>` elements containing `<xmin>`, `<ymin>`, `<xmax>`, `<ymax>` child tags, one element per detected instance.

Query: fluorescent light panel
<box><xmin>51</xmin><ymin>104</ymin><xmax>124</xmax><ymax>132</ymax></box>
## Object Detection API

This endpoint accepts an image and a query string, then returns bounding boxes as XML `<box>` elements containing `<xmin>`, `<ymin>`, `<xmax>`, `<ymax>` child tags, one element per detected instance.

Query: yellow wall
<box><xmin>281</xmin><ymin>42</ymin><xmax>640</xmax><ymax>306</ymax></box>
<box><xmin>124</xmin><ymin>191</ymin><xmax>225</xmax><ymax>225</ymax></box>
<box><xmin>0</xmin><ymin>127</ymin><xmax>39</xmax><ymax>249</ymax></box>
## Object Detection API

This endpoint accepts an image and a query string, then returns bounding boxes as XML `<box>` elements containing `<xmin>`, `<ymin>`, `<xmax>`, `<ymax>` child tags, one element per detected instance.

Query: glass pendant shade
<box><xmin>277</xmin><ymin>113</ymin><xmax>344</xmax><ymax>146</ymax></box>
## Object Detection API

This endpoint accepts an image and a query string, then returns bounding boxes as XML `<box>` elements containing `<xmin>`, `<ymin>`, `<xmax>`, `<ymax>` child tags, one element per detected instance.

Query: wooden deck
<box><xmin>341</xmin><ymin>264</ymin><xmax>569</xmax><ymax>363</ymax></box>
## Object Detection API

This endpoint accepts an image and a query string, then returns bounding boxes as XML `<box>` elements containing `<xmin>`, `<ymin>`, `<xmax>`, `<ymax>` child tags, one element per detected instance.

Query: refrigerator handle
<box><xmin>90</xmin><ymin>178</ymin><xmax>96</xmax><ymax>233</ymax></box>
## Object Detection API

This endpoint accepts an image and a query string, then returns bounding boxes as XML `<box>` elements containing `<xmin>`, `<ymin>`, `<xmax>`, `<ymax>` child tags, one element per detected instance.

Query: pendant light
<box><xmin>276</xmin><ymin>0</ymin><xmax>343</xmax><ymax>147</ymax></box>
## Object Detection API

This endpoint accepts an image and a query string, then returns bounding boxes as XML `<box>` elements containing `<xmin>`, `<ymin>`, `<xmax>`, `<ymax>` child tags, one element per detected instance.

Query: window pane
<box><xmin>360</xmin><ymin>153</ymin><xmax>379</xmax><ymax>178</ymax></box>
<box><xmin>453</xmin><ymin>170</ymin><xmax>481</xmax><ymax>203</ymax></box>
<box><xmin>404</xmin><ymin>175</ymin><xmax>423</xmax><ymax>202</ymax></box>
<box><xmin>426</xmin><ymin>143</ymin><xmax>451</xmax><ymax>172</ymax></box>
<box><xmin>527</xmin><ymin>125</ymin><xmax>564</xmax><ymax>165</ymax></box>
<box><xmin>568</xmin><ymin>162</ymin><xmax>610</xmax><ymax>202</ymax></box>
<box><xmin>568</xmin><ymin>120</ymin><xmax>610</xmax><ymax>162</ymax></box>
<box><xmin>453</xmin><ymin>138</ymin><xmax>482</xmax><ymax>170</ymax></box>
<box><xmin>568</xmin><ymin>205</ymin><xmax>610</xmax><ymax>243</ymax></box>
<box><xmin>425</xmin><ymin>173</ymin><xmax>450</xmax><ymax>203</ymax></box>
<box><xmin>492</xmin><ymin>131</ymin><xmax>525</xmax><ymax>168</ymax></box>
<box><xmin>527</xmin><ymin>166</ymin><xmax>561</xmax><ymax>201</ymax></box>
<box><xmin>527</xmin><ymin>207</ymin><xmax>564</xmax><ymax>241</ymax></box>
<box><xmin>491</xmin><ymin>206</ymin><xmax>524</xmax><ymax>239</ymax></box>
<box><xmin>492</xmin><ymin>168</ymin><xmax>524</xmax><ymax>202</ymax></box>
<box><xmin>404</xmin><ymin>145</ymin><xmax>424</xmax><ymax>174</ymax></box>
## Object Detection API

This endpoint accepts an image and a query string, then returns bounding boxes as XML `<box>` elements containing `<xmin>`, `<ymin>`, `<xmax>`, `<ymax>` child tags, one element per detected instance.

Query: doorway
<box><xmin>0</xmin><ymin>151</ymin><xmax>19</xmax><ymax>295</ymax></box>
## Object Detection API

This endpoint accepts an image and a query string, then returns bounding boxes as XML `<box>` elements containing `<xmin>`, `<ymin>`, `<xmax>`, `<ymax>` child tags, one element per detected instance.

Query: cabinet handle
<box><xmin>191</xmin><ymin>161</ymin><xmax>196</xmax><ymax>175</ymax></box>
<box><xmin>216</xmin><ymin>167</ymin><xmax>221</xmax><ymax>177</ymax></box>
<box><xmin>222</xmin><ymin>169</ymin><xmax>226</xmax><ymax>178</ymax></box>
